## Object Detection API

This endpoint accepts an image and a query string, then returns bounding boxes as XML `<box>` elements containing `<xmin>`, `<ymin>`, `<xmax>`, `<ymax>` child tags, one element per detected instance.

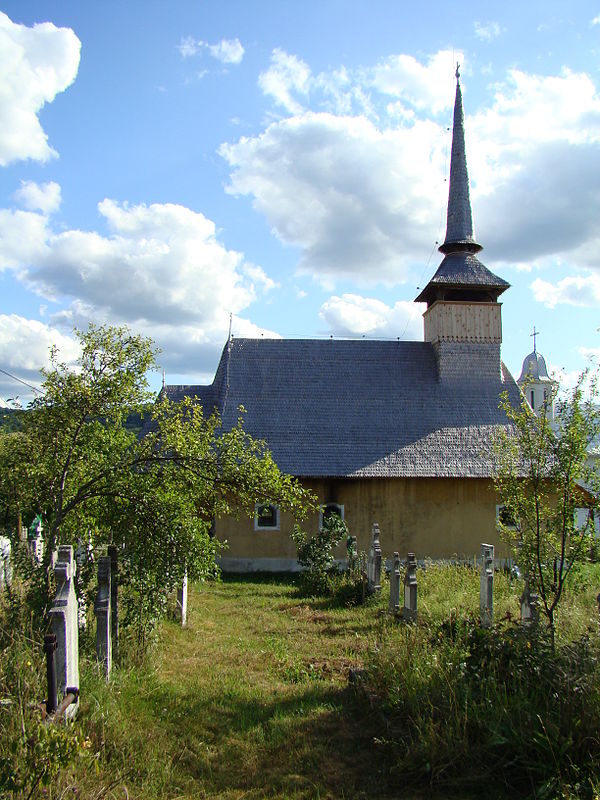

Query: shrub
<box><xmin>363</xmin><ymin>613</ymin><xmax>600</xmax><ymax>797</ymax></box>
<box><xmin>291</xmin><ymin>516</ymin><xmax>371</xmax><ymax>604</ymax></box>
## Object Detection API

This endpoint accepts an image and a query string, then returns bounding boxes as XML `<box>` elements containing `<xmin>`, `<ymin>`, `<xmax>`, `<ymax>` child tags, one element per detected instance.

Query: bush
<box><xmin>291</xmin><ymin>516</ymin><xmax>371</xmax><ymax>604</ymax></box>
<box><xmin>363</xmin><ymin>613</ymin><xmax>600</xmax><ymax>797</ymax></box>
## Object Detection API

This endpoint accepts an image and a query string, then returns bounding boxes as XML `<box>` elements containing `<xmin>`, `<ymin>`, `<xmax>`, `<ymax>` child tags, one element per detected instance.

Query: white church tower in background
<box><xmin>517</xmin><ymin>327</ymin><xmax>559</xmax><ymax>420</ymax></box>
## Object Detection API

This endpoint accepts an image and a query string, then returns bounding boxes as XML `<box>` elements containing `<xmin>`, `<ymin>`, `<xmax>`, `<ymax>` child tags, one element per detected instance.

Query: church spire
<box><xmin>415</xmin><ymin>68</ymin><xmax>509</xmax><ymax>308</ymax></box>
<box><xmin>439</xmin><ymin>66</ymin><xmax>481</xmax><ymax>256</ymax></box>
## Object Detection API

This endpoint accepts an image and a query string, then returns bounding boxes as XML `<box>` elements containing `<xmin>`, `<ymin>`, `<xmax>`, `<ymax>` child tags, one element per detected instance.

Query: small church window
<box><xmin>319</xmin><ymin>503</ymin><xmax>344</xmax><ymax>528</ymax></box>
<box><xmin>254</xmin><ymin>503</ymin><xmax>280</xmax><ymax>531</ymax></box>
<box><xmin>530</xmin><ymin>390</ymin><xmax>535</xmax><ymax>408</ymax></box>
<box><xmin>496</xmin><ymin>504</ymin><xmax>517</xmax><ymax>530</ymax></box>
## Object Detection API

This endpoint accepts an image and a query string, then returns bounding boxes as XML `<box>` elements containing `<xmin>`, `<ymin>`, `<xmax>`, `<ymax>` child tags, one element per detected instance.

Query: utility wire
<box><xmin>0</xmin><ymin>367</ymin><xmax>43</xmax><ymax>395</ymax></box>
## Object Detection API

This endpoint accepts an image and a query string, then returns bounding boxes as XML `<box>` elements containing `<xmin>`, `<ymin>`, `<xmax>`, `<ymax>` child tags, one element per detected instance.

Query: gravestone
<box><xmin>388</xmin><ymin>551</ymin><xmax>401</xmax><ymax>614</ymax></box>
<box><xmin>367</xmin><ymin>523</ymin><xmax>382</xmax><ymax>592</ymax></box>
<box><xmin>403</xmin><ymin>553</ymin><xmax>418</xmax><ymax>622</ymax></box>
<box><xmin>346</xmin><ymin>535</ymin><xmax>358</xmax><ymax>571</ymax></box>
<box><xmin>480</xmin><ymin>543</ymin><xmax>494</xmax><ymax>628</ymax></box>
<box><xmin>0</xmin><ymin>536</ymin><xmax>11</xmax><ymax>589</ymax></box>
<box><xmin>520</xmin><ymin>580</ymin><xmax>539</xmax><ymax>628</ymax></box>
<box><xmin>48</xmin><ymin>545</ymin><xmax>79</xmax><ymax>718</ymax></box>
<box><xmin>94</xmin><ymin>556</ymin><xmax>112</xmax><ymax>678</ymax></box>
<box><xmin>177</xmin><ymin>572</ymin><xmax>188</xmax><ymax>627</ymax></box>
<box><xmin>27</xmin><ymin>515</ymin><xmax>44</xmax><ymax>564</ymax></box>
<box><xmin>108</xmin><ymin>546</ymin><xmax>119</xmax><ymax>664</ymax></box>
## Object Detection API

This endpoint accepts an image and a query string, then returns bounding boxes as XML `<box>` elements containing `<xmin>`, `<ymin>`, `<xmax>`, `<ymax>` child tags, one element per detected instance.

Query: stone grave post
<box><xmin>403</xmin><ymin>553</ymin><xmax>418</xmax><ymax>622</ymax></box>
<box><xmin>520</xmin><ymin>580</ymin><xmax>539</xmax><ymax>628</ymax></box>
<box><xmin>480</xmin><ymin>543</ymin><xmax>494</xmax><ymax>628</ymax></box>
<box><xmin>27</xmin><ymin>515</ymin><xmax>44</xmax><ymax>564</ymax></box>
<box><xmin>48</xmin><ymin>545</ymin><xmax>79</xmax><ymax>718</ymax></box>
<box><xmin>388</xmin><ymin>551</ymin><xmax>401</xmax><ymax>614</ymax></box>
<box><xmin>0</xmin><ymin>536</ymin><xmax>11</xmax><ymax>589</ymax></box>
<box><xmin>94</xmin><ymin>556</ymin><xmax>112</xmax><ymax>678</ymax></box>
<box><xmin>108</xmin><ymin>545</ymin><xmax>119</xmax><ymax>664</ymax></box>
<box><xmin>346</xmin><ymin>535</ymin><xmax>358</xmax><ymax>571</ymax></box>
<box><xmin>367</xmin><ymin>523</ymin><xmax>382</xmax><ymax>592</ymax></box>
<box><xmin>177</xmin><ymin>571</ymin><xmax>188</xmax><ymax>627</ymax></box>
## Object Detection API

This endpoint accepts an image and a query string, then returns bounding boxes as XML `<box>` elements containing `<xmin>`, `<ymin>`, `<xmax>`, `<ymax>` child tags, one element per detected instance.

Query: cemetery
<box><xmin>1</xmin><ymin>510</ymin><xmax>600</xmax><ymax>799</ymax></box>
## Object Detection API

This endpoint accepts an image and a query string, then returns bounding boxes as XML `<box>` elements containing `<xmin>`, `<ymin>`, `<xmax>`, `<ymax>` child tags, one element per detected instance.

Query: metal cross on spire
<box><xmin>455</xmin><ymin>62</ymin><xmax>460</xmax><ymax>80</ymax></box>
<box><xmin>530</xmin><ymin>325</ymin><xmax>540</xmax><ymax>352</ymax></box>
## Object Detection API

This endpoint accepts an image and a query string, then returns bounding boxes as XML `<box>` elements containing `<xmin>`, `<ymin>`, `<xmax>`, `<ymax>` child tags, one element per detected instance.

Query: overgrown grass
<box><xmin>2</xmin><ymin>564</ymin><xmax>600</xmax><ymax>799</ymax></box>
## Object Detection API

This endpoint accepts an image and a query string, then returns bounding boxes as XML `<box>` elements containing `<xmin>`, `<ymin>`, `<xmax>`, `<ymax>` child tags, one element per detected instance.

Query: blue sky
<box><xmin>0</xmin><ymin>1</ymin><xmax>599</xmax><ymax>404</ymax></box>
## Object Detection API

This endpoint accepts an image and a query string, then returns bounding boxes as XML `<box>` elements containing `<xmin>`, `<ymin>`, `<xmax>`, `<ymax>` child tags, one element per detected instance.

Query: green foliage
<box><xmin>494</xmin><ymin>372</ymin><xmax>600</xmax><ymax>634</ymax></box>
<box><xmin>291</xmin><ymin>516</ymin><xmax>370</xmax><ymax>604</ymax></box>
<box><xmin>0</xmin><ymin>324</ymin><xmax>313</xmax><ymax>643</ymax></box>
<box><xmin>0</xmin><ymin>582</ymin><xmax>84</xmax><ymax>799</ymax></box>
<box><xmin>291</xmin><ymin>514</ymin><xmax>348</xmax><ymax>596</ymax></box>
<box><xmin>364</xmin><ymin>613</ymin><xmax>600</xmax><ymax>797</ymax></box>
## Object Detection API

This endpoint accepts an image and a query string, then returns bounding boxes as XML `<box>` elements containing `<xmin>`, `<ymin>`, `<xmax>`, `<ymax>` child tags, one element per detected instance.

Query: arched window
<box><xmin>319</xmin><ymin>502</ymin><xmax>344</xmax><ymax>528</ymax></box>
<box><xmin>254</xmin><ymin>504</ymin><xmax>280</xmax><ymax>531</ymax></box>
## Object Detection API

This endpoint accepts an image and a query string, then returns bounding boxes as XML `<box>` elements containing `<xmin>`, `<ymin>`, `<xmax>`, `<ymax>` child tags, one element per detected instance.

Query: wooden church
<box><xmin>162</xmin><ymin>73</ymin><xmax>522</xmax><ymax>570</ymax></box>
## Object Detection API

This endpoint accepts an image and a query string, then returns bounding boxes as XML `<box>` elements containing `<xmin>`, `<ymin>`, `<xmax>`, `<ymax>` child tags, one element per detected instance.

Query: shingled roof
<box><xmin>162</xmin><ymin>338</ymin><xmax>521</xmax><ymax>479</ymax></box>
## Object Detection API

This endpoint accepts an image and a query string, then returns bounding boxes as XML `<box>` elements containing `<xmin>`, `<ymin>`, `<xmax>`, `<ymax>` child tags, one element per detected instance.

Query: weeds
<box><xmin>362</xmin><ymin>611</ymin><xmax>600</xmax><ymax>797</ymax></box>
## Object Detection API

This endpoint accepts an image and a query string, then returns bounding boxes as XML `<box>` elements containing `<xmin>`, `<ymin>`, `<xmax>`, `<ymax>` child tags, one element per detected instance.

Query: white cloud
<box><xmin>209</xmin><ymin>38</ymin><xmax>244</xmax><ymax>65</ymax></box>
<box><xmin>258</xmin><ymin>49</ymin><xmax>311</xmax><ymax>114</ymax></box>
<box><xmin>15</xmin><ymin>180</ymin><xmax>61</xmax><ymax>213</ymax></box>
<box><xmin>320</xmin><ymin>294</ymin><xmax>424</xmax><ymax>339</ymax></box>
<box><xmin>370</xmin><ymin>49</ymin><xmax>462</xmax><ymax>115</ymax></box>
<box><xmin>221</xmin><ymin>111</ymin><xmax>445</xmax><ymax>284</ymax></box>
<box><xmin>0</xmin><ymin>208</ymin><xmax>51</xmax><ymax>270</ymax></box>
<box><xmin>0</xmin><ymin>12</ymin><xmax>80</xmax><ymax>165</ymax></box>
<box><xmin>591</xmin><ymin>15</ymin><xmax>600</xmax><ymax>26</ymax></box>
<box><xmin>0</xmin><ymin>314</ymin><xmax>78</xmax><ymax>371</ymax></box>
<box><xmin>474</xmin><ymin>21</ymin><xmax>502</xmax><ymax>41</ymax></box>
<box><xmin>530</xmin><ymin>274</ymin><xmax>600</xmax><ymax>308</ymax></box>
<box><xmin>0</xmin><ymin>199</ymin><xmax>278</xmax><ymax>377</ymax></box>
<box><xmin>223</xmin><ymin>51</ymin><xmax>600</xmax><ymax>286</ymax></box>
<box><xmin>0</xmin><ymin>314</ymin><xmax>81</xmax><ymax>403</ymax></box>
<box><xmin>178</xmin><ymin>36</ymin><xmax>244</xmax><ymax>65</ymax></box>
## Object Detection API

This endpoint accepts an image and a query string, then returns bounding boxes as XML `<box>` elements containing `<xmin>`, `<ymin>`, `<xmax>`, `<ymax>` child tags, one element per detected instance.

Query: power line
<box><xmin>0</xmin><ymin>367</ymin><xmax>43</xmax><ymax>395</ymax></box>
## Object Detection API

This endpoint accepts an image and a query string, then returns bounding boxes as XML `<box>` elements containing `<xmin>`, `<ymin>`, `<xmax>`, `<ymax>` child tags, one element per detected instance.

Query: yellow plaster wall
<box><xmin>215</xmin><ymin>477</ymin><xmax>508</xmax><ymax>563</ymax></box>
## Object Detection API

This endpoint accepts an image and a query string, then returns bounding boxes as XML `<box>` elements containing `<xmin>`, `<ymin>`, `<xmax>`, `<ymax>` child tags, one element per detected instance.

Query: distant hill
<box><xmin>0</xmin><ymin>405</ymin><xmax>154</xmax><ymax>435</ymax></box>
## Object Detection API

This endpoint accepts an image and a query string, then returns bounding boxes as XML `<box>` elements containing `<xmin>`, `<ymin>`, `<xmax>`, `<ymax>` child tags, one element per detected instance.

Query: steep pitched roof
<box><xmin>163</xmin><ymin>338</ymin><xmax>521</xmax><ymax>479</ymax></box>
<box><xmin>415</xmin><ymin>72</ymin><xmax>509</xmax><ymax>306</ymax></box>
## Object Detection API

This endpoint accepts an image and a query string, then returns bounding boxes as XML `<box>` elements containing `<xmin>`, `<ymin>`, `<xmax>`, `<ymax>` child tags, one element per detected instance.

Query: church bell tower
<box><xmin>415</xmin><ymin>68</ymin><xmax>510</xmax><ymax>379</ymax></box>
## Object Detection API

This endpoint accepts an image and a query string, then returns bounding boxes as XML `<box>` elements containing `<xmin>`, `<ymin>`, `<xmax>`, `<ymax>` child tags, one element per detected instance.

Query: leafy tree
<box><xmin>0</xmin><ymin>324</ymin><xmax>312</xmax><ymax>639</ymax></box>
<box><xmin>494</xmin><ymin>373</ymin><xmax>600</xmax><ymax>637</ymax></box>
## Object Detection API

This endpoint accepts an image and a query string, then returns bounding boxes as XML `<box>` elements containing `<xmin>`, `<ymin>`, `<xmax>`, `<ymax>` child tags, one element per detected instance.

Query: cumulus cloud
<box><xmin>221</xmin><ymin>111</ymin><xmax>445</xmax><ymax>284</ymax></box>
<box><xmin>530</xmin><ymin>274</ymin><xmax>600</xmax><ymax>308</ymax></box>
<box><xmin>0</xmin><ymin>314</ymin><xmax>80</xmax><ymax>403</ymax></box>
<box><xmin>0</xmin><ymin>12</ymin><xmax>80</xmax><ymax>165</ymax></box>
<box><xmin>0</xmin><ymin>199</ymin><xmax>277</xmax><ymax>377</ymax></box>
<box><xmin>178</xmin><ymin>36</ymin><xmax>244</xmax><ymax>64</ymax></box>
<box><xmin>370</xmin><ymin>49</ymin><xmax>461</xmax><ymax>115</ymax></box>
<box><xmin>221</xmin><ymin>50</ymin><xmax>600</xmax><ymax>287</ymax></box>
<box><xmin>474</xmin><ymin>21</ymin><xmax>502</xmax><ymax>41</ymax></box>
<box><xmin>258</xmin><ymin>49</ymin><xmax>312</xmax><ymax>113</ymax></box>
<box><xmin>320</xmin><ymin>294</ymin><xmax>424</xmax><ymax>339</ymax></box>
<box><xmin>15</xmin><ymin>180</ymin><xmax>61</xmax><ymax>213</ymax></box>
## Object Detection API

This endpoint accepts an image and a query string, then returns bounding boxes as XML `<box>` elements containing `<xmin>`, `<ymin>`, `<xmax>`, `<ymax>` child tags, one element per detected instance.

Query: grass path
<box><xmin>80</xmin><ymin>576</ymin><xmax>396</xmax><ymax>800</ymax></box>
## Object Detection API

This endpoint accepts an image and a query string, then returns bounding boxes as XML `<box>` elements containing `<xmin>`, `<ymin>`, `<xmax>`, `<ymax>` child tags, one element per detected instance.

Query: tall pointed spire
<box><xmin>439</xmin><ymin>65</ymin><xmax>481</xmax><ymax>256</ymax></box>
<box><xmin>415</xmin><ymin>67</ymin><xmax>509</xmax><ymax>308</ymax></box>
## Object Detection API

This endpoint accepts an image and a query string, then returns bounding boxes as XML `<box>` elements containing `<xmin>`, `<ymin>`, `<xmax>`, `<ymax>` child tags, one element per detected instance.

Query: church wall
<box><xmin>216</xmin><ymin>476</ymin><xmax>509</xmax><ymax>572</ymax></box>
